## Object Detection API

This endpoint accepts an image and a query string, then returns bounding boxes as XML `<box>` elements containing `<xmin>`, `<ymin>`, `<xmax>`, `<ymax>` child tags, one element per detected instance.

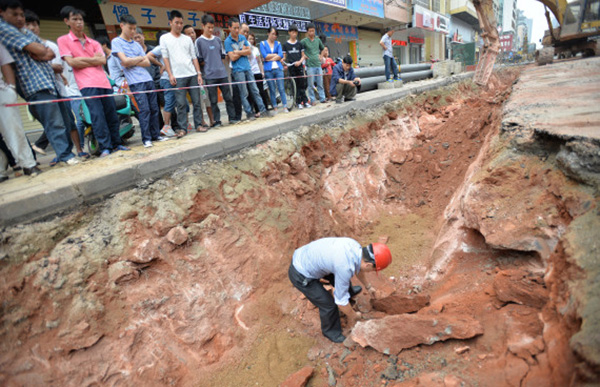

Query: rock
<box><xmin>129</xmin><ymin>239</ymin><xmax>160</xmax><ymax>263</ymax></box>
<box><xmin>493</xmin><ymin>269</ymin><xmax>548</xmax><ymax>308</ymax></box>
<box><xmin>443</xmin><ymin>374</ymin><xmax>463</xmax><ymax>387</ymax></box>
<box><xmin>108</xmin><ymin>261</ymin><xmax>139</xmax><ymax>285</ymax></box>
<box><xmin>166</xmin><ymin>226</ymin><xmax>188</xmax><ymax>246</ymax></box>
<box><xmin>370</xmin><ymin>292</ymin><xmax>430</xmax><ymax>315</ymax></box>
<box><xmin>382</xmin><ymin>364</ymin><xmax>399</xmax><ymax>380</ymax></box>
<box><xmin>351</xmin><ymin>313</ymin><xmax>483</xmax><ymax>355</ymax></box>
<box><xmin>280</xmin><ymin>366</ymin><xmax>314</xmax><ymax>387</ymax></box>
<box><xmin>454</xmin><ymin>346</ymin><xmax>470</xmax><ymax>354</ymax></box>
<box><xmin>390</xmin><ymin>150</ymin><xmax>408</xmax><ymax>165</ymax></box>
<box><xmin>343</xmin><ymin>336</ymin><xmax>357</xmax><ymax>349</ymax></box>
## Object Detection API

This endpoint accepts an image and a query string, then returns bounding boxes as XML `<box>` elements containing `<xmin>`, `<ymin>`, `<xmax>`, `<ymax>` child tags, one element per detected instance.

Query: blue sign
<box><xmin>312</xmin><ymin>0</ymin><xmax>346</xmax><ymax>6</ymax></box>
<box><xmin>239</xmin><ymin>12</ymin><xmax>308</xmax><ymax>32</ymax></box>
<box><xmin>346</xmin><ymin>0</ymin><xmax>384</xmax><ymax>18</ymax></box>
<box><xmin>315</xmin><ymin>22</ymin><xmax>358</xmax><ymax>41</ymax></box>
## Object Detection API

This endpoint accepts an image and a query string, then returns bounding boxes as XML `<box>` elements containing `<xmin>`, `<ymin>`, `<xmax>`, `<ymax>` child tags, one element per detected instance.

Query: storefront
<box><xmin>314</xmin><ymin>21</ymin><xmax>357</xmax><ymax>60</ymax></box>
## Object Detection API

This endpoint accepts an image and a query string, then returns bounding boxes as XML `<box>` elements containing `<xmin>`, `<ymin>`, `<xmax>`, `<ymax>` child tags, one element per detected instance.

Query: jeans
<box><xmin>174</xmin><ymin>76</ymin><xmax>202</xmax><ymax>131</ymax></box>
<box><xmin>253</xmin><ymin>73</ymin><xmax>271</xmax><ymax>111</ymax></box>
<box><xmin>231</xmin><ymin>75</ymin><xmax>242</xmax><ymax>121</ymax></box>
<box><xmin>130</xmin><ymin>81</ymin><xmax>160</xmax><ymax>143</ymax></box>
<box><xmin>159</xmin><ymin>78</ymin><xmax>176</xmax><ymax>114</ymax></box>
<box><xmin>80</xmin><ymin>88</ymin><xmax>122</xmax><ymax>152</ymax></box>
<box><xmin>0</xmin><ymin>87</ymin><xmax>36</xmax><ymax>174</ymax></box>
<box><xmin>70</xmin><ymin>99</ymin><xmax>86</xmax><ymax>149</ymax></box>
<box><xmin>27</xmin><ymin>90</ymin><xmax>75</xmax><ymax>162</ymax></box>
<box><xmin>204</xmin><ymin>77</ymin><xmax>236</xmax><ymax>124</ymax></box>
<box><xmin>288</xmin><ymin>65</ymin><xmax>308</xmax><ymax>105</ymax></box>
<box><xmin>307</xmin><ymin>66</ymin><xmax>325</xmax><ymax>103</ymax></box>
<box><xmin>384</xmin><ymin>55</ymin><xmax>400</xmax><ymax>81</ymax></box>
<box><xmin>265</xmin><ymin>67</ymin><xmax>287</xmax><ymax>109</ymax></box>
<box><xmin>232</xmin><ymin>70</ymin><xmax>265</xmax><ymax>117</ymax></box>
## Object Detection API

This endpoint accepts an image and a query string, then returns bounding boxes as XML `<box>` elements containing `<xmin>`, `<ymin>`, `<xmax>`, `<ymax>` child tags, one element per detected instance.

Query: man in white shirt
<box><xmin>380</xmin><ymin>28</ymin><xmax>400</xmax><ymax>82</ymax></box>
<box><xmin>0</xmin><ymin>42</ymin><xmax>40</xmax><ymax>180</ymax></box>
<box><xmin>289</xmin><ymin>237</ymin><xmax>392</xmax><ymax>343</ymax></box>
<box><xmin>160</xmin><ymin>10</ymin><xmax>205</xmax><ymax>136</ymax></box>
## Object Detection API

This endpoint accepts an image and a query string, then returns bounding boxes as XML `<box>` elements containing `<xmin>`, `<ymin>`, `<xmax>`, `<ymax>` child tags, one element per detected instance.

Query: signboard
<box><xmin>392</xmin><ymin>39</ymin><xmax>407</xmax><ymax>46</ymax></box>
<box><xmin>409</xmin><ymin>36</ymin><xmax>424</xmax><ymax>44</ymax></box>
<box><xmin>98</xmin><ymin>3</ymin><xmax>204</xmax><ymax>28</ymax></box>
<box><xmin>239</xmin><ymin>12</ymin><xmax>308</xmax><ymax>32</ymax></box>
<box><xmin>499</xmin><ymin>33</ymin><xmax>513</xmax><ymax>52</ymax></box>
<box><xmin>315</xmin><ymin>22</ymin><xmax>358</xmax><ymax>43</ymax></box>
<box><xmin>346</xmin><ymin>0</ymin><xmax>384</xmax><ymax>18</ymax></box>
<box><xmin>251</xmin><ymin>1</ymin><xmax>311</xmax><ymax>20</ymax></box>
<box><xmin>311</xmin><ymin>0</ymin><xmax>347</xmax><ymax>7</ymax></box>
<box><xmin>412</xmin><ymin>5</ymin><xmax>449</xmax><ymax>34</ymax></box>
<box><xmin>349</xmin><ymin>40</ymin><xmax>359</xmax><ymax>67</ymax></box>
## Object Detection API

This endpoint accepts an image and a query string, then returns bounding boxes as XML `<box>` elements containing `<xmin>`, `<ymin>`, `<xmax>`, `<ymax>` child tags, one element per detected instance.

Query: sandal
<box><xmin>49</xmin><ymin>157</ymin><xmax>58</xmax><ymax>167</ymax></box>
<box><xmin>196</xmin><ymin>126</ymin><xmax>208</xmax><ymax>133</ymax></box>
<box><xmin>175</xmin><ymin>129</ymin><xmax>186</xmax><ymax>138</ymax></box>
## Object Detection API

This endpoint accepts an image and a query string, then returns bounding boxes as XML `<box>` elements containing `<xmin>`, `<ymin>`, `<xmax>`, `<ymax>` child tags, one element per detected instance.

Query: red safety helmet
<box><xmin>372</xmin><ymin>243</ymin><xmax>392</xmax><ymax>271</ymax></box>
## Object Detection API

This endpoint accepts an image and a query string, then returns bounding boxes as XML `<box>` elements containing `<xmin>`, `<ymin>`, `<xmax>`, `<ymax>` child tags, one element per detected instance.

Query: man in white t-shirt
<box><xmin>160</xmin><ymin>10</ymin><xmax>205</xmax><ymax>136</ymax></box>
<box><xmin>0</xmin><ymin>43</ymin><xmax>40</xmax><ymax>180</ymax></box>
<box><xmin>380</xmin><ymin>28</ymin><xmax>400</xmax><ymax>82</ymax></box>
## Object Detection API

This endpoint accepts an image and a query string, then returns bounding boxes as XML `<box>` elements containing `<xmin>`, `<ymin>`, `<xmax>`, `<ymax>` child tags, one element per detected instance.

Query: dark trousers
<box><xmin>288</xmin><ymin>263</ymin><xmax>343</xmax><ymax>341</ymax></box>
<box><xmin>80</xmin><ymin>87</ymin><xmax>122</xmax><ymax>152</ymax></box>
<box><xmin>27</xmin><ymin>91</ymin><xmax>74</xmax><ymax>162</ymax></box>
<box><xmin>231</xmin><ymin>75</ymin><xmax>242</xmax><ymax>121</ymax></box>
<box><xmin>130</xmin><ymin>81</ymin><xmax>160</xmax><ymax>142</ymax></box>
<box><xmin>204</xmin><ymin>77</ymin><xmax>236</xmax><ymax>124</ymax></box>
<box><xmin>33</xmin><ymin>101</ymin><xmax>76</xmax><ymax>149</ymax></box>
<box><xmin>174</xmin><ymin>76</ymin><xmax>203</xmax><ymax>131</ymax></box>
<box><xmin>253</xmin><ymin>73</ymin><xmax>271</xmax><ymax>111</ymax></box>
<box><xmin>288</xmin><ymin>65</ymin><xmax>308</xmax><ymax>105</ymax></box>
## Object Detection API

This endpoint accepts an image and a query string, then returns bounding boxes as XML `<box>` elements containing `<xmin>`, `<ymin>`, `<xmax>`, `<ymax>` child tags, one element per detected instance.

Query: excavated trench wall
<box><xmin>0</xmin><ymin>69</ymin><xmax>597</xmax><ymax>386</ymax></box>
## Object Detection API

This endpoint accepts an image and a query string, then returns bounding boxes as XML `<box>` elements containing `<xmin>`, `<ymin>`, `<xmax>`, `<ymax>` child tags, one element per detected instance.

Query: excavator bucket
<box><xmin>474</xmin><ymin>47</ymin><xmax>498</xmax><ymax>85</ymax></box>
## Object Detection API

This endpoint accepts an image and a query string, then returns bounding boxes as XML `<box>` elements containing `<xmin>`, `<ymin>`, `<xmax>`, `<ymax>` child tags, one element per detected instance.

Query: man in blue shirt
<box><xmin>112</xmin><ymin>15</ymin><xmax>166</xmax><ymax>148</ymax></box>
<box><xmin>289</xmin><ymin>237</ymin><xmax>392</xmax><ymax>343</ymax></box>
<box><xmin>0</xmin><ymin>0</ymin><xmax>77</xmax><ymax>166</ymax></box>
<box><xmin>224</xmin><ymin>17</ymin><xmax>267</xmax><ymax>121</ymax></box>
<box><xmin>330</xmin><ymin>55</ymin><xmax>361</xmax><ymax>104</ymax></box>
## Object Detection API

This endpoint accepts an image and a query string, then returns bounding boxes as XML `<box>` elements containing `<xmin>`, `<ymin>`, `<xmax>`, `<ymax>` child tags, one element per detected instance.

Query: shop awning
<box><xmin>104</xmin><ymin>0</ymin><xmax>272</xmax><ymax>15</ymax></box>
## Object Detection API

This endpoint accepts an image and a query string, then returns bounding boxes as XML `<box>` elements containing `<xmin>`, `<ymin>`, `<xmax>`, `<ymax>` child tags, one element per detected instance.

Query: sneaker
<box><xmin>272</xmin><ymin>108</ymin><xmax>278</xmax><ymax>116</ymax></box>
<box><xmin>154</xmin><ymin>136</ymin><xmax>170</xmax><ymax>142</ymax></box>
<box><xmin>99</xmin><ymin>150</ymin><xmax>110</xmax><ymax>158</ymax></box>
<box><xmin>65</xmin><ymin>157</ymin><xmax>80</xmax><ymax>165</ymax></box>
<box><xmin>387</xmin><ymin>79</ymin><xmax>394</xmax><ymax>83</ymax></box>
<box><xmin>77</xmin><ymin>151</ymin><xmax>91</xmax><ymax>159</ymax></box>
<box><xmin>297</xmin><ymin>104</ymin><xmax>304</xmax><ymax>109</ymax></box>
<box><xmin>345</xmin><ymin>97</ymin><xmax>355</xmax><ymax>102</ymax></box>
<box><xmin>161</xmin><ymin>125</ymin><xmax>176</xmax><ymax>137</ymax></box>
<box><xmin>114</xmin><ymin>145</ymin><xmax>131</xmax><ymax>151</ymax></box>
<box><xmin>23</xmin><ymin>166</ymin><xmax>42</xmax><ymax>176</ymax></box>
<box><xmin>304</xmin><ymin>103</ymin><xmax>312</xmax><ymax>109</ymax></box>
<box><xmin>395</xmin><ymin>78</ymin><xmax>403</xmax><ymax>82</ymax></box>
<box><xmin>283</xmin><ymin>108</ymin><xmax>290</xmax><ymax>113</ymax></box>
<box><xmin>143</xmin><ymin>141</ymin><xmax>153</xmax><ymax>148</ymax></box>
<box><xmin>31</xmin><ymin>144</ymin><xmax>46</xmax><ymax>155</ymax></box>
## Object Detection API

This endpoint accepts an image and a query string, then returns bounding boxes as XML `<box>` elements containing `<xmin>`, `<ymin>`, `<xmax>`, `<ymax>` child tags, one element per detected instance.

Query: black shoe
<box><xmin>345</xmin><ymin>97</ymin><xmax>355</xmax><ymax>102</ymax></box>
<box><xmin>211</xmin><ymin>121</ymin><xmax>222</xmax><ymax>128</ymax></box>
<box><xmin>336</xmin><ymin>98</ymin><xmax>343</xmax><ymax>104</ymax></box>
<box><xmin>0</xmin><ymin>176</ymin><xmax>8</xmax><ymax>183</ymax></box>
<box><xmin>23</xmin><ymin>166</ymin><xmax>42</xmax><ymax>177</ymax></box>
<box><xmin>349</xmin><ymin>285</ymin><xmax>362</xmax><ymax>298</ymax></box>
<box><xmin>328</xmin><ymin>333</ymin><xmax>346</xmax><ymax>343</ymax></box>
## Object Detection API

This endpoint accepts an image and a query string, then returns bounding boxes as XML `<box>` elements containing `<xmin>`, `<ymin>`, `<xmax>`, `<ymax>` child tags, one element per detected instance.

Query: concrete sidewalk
<box><xmin>0</xmin><ymin>73</ymin><xmax>472</xmax><ymax>227</ymax></box>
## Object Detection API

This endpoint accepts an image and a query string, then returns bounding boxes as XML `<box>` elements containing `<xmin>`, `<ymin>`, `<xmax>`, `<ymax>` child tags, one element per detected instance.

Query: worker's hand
<box><xmin>355</xmin><ymin>77</ymin><xmax>361</xmax><ymax>85</ymax></box>
<box><xmin>169</xmin><ymin>74</ymin><xmax>177</xmax><ymax>86</ymax></box>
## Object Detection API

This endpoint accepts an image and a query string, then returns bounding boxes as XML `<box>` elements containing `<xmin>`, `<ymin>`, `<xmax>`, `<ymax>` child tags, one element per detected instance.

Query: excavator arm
<box><xmin>472</xmin><ymin>0</ymin><xmax>500</xmax><ymax>85</ymax></box>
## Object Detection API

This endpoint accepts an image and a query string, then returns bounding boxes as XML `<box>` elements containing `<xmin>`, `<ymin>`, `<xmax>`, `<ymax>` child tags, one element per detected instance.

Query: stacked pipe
<box><xmin>355</xmin><ymin>64</ymin><xmax>433</xmax><ymax>92</ymax></box>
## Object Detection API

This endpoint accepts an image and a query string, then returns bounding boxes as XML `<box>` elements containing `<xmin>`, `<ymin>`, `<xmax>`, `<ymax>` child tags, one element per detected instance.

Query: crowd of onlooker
<box><xmin>0</xmin><ymin>0</ymin><xmax>401</xmax><ymax>183</ymax></box>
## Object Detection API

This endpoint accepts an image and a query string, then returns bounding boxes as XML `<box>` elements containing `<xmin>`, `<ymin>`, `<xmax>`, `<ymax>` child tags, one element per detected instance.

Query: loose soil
<box><xmin>1</xmin><ymin>66</ymin><xmax>597</xmax><ymax>386</ymax></box>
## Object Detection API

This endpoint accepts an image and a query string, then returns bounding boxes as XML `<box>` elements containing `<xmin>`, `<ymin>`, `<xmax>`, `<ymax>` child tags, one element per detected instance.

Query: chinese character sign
<box><xmin>314</xmin><ymin>21</ymin><xmax>358</xmax><ymax>41</ymax></box>
<box><xmin>100</xmin><ymin>2</ymin><xmax>204</xmax><ymax>28</ymax></box>
<box><xmin>312</xmin><ymin>0</ymin><xmax>346</xmax><ymax>7</ymax></box>
<box><xmin>412</xmin><ymin>5</ymin><xmax>449</xmax><ymax>34</ymax></box>
<box><xmin>239</xmin><ymin>12</ymin><xmax>308</xmax><ymax>32</ymax></box>
<box><xmin>251</xmin><ymin>1</ymin><xmax>312</xmax><ymax>20</ymax></box>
